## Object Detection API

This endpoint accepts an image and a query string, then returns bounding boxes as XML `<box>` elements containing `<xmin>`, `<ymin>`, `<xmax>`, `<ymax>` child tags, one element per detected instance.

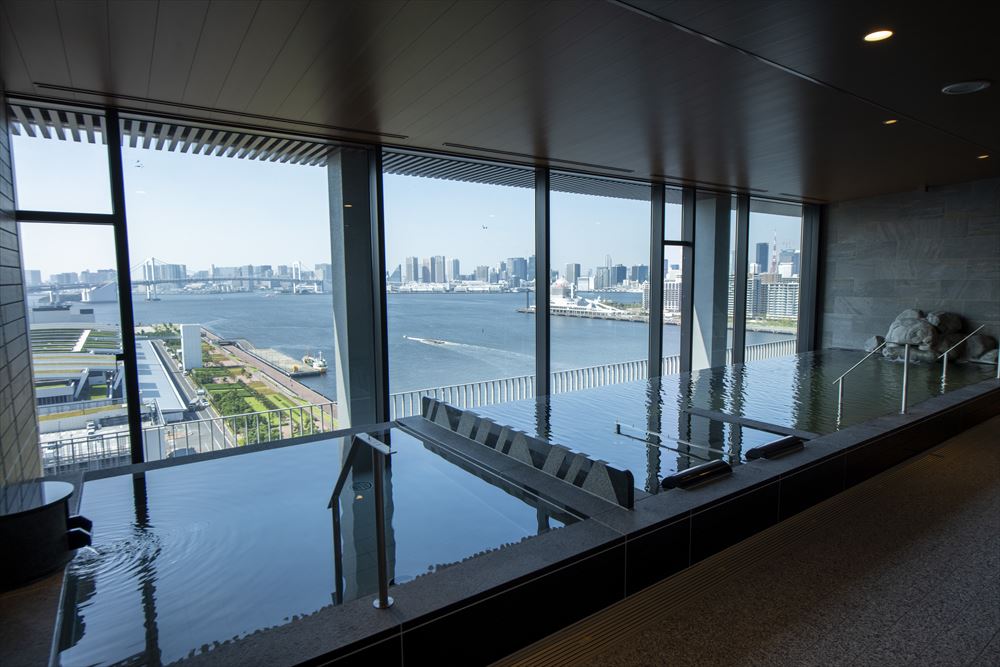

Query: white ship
<box><xmin>302</xmin><ymin>351</ymin><xmax>328</xmax><ymax>371</ymax></box>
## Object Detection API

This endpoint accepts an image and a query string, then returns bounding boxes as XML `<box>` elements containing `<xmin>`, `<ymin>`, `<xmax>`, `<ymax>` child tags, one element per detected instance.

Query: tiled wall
<box><xmin>0</xmin><ymin>88</ymin><xmax>41</xmax><ymax>485</ymax></box>
<box><xmin>818</xmin><ymin>177</ymin><xmax>1000</xmax><ymax>350</ymax></box>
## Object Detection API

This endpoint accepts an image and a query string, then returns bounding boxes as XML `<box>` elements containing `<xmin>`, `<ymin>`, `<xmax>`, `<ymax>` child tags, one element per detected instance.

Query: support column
<box><xmin>328</xmin><ymin>147</ymin><xmax>388</xmax><ymax>428</ymax></box>
<box><xmin>679</xmin><ymin>187</ymin><xmax>696</xmax><ymax>373</ymax></box>
<box><xmin>798</xmin><ymin>203</ymin><xmax>821</xmax><ymax>352</ymax></box>
<box><xmin>691</xmin><ymin>191</ymin><xmax>732</xmax><ymax>370</ymax></box>
<box><xmin>731</xmin><ymin>194</ymin><xmax>750</xmax><ymax>363</ymax></box>
<box><xmin>106</xmin><ymin>109</ymin><xmax>145</xmax><ymax>463</ymax></box>
<box><xmin>534</xmin><ymin>168</ymin><xmax>551</xmax><ymax>398</ymax></box>
<box><xmin>648</xmin><ymin>184</ymin><xmax>665</xmax><ymax>378</ymax></box>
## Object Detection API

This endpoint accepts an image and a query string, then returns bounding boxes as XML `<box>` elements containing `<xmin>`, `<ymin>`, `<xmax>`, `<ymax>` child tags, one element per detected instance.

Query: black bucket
<box><xmin>0</xmin><ymin>480</ymin><xmax>91</xmax><ymax>592</ymax></box>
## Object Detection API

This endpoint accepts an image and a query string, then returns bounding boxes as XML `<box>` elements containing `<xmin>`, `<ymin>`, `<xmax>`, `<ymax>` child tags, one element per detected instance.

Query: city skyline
<box><xmin>13</xmin><ymin>133</ymin><xmax>803</xmax><ymax>276</ymax></box>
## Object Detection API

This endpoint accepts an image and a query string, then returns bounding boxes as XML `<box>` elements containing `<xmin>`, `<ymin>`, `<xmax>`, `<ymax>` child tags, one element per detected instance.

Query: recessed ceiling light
<box><xmin>883</xmin><ymin>119</ymin><xmax>898</xmax><ymax>125</ymax></box>
<box><xmin>864</xmin><ymin>29</ymin><xmax>893</xmax><ymax>42</ymax></box>
<box><xmin>977</xmin><ymin>154</ymin><xmax>990</xmax><ymax>160</ymax></box>
<box><xmin>941</xmin><ymin>80</ymin><xmax>991</xmax><ymax>95</ymax></box>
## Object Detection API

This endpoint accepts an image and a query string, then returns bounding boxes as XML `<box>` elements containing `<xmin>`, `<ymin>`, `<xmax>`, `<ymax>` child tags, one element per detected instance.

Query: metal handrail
<box><xmin>831</xmin><ymin>341</ymin><xmax>888</xmax><ymax>424</ymax></box>
<box><xmin>936</xmin><ymin>324</ymin><xmax>985</xmax><ymax>360</ymax></box>
<box><xmin>328</xmin><ymin>431</ymin><xmax>395</xmax><ymax>611</ymax></box>
<box><xmin>831</xmin><ymin>340</ymin><xmax>887</xmax><ymax>385</ymax></box>
<box><xmin>937</xmin><ymin>324</ymin><xmax>985</xmax><ymax>385</ymax></box>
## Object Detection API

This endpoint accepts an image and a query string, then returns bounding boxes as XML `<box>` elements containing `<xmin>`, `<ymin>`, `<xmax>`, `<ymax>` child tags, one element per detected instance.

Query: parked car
<box><xmin>167</xmin><ymin>447</ymin><xmax>198</xmax><ymax>459</ymax></box>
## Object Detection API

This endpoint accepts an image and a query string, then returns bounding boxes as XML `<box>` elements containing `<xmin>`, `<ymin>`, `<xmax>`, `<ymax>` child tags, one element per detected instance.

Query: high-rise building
<box><xmin>755</xmin><ymin>242</ymin><xmax>769</xmax><ymax>274</ymax></box>
<box><xmin>51</xmin><ymin>272</ymin><xmax>79</xmax><ymax>284</ymax></box>
<box><xmin>565</xmin><ymin>263</ymin><xmax>580</xmax><ymax>283</ymax></box>
<box><xmin>765</xmin><ymin>279</ymin><xmax>800</xmax><ymax>318</ymax></box>
<box><xmin>610</xmin><ymin>264</ymin><xmax>627</xmax><ymax>285</ymax></box>
<box><xmin>664</xmin><ymin>278</ymin><xmax>682</xmax><ymax>312</ymax></box>
<box><xmin>404</xmin><ymin>257</ymin><xmax>419</xmax><ymax>283</ymax></box>
<box><xmin>594</xmin><ymin>266</ymin><xmax>611</xmax><ymax>289</ymax></box>
<box><xmin>629</xmin><ymin>265</ymin><xmax>649</xmax><ymax>283</ymax></box>
<box><xmin>527</xmin><ymin>255</ymin><xmax>535</xmax><ymax>280</ymax></box>
<box><xmin>432</xmin><ymin>256</ymin><xmax>446</xmax><ymax>283</ymax></box>
<box><xmin>387</xmin><ymin>265</ymin><xmax>402</xmax><ymax>284</ymax></box>
<box><xmin>24</xmin><ymin>269</ymin><xmax>42</xmax><ymax>286</ymax></box>
<box><xmin>420</xmin><ymin>258</ymin><xmax>431</xmax><ymax>283</ymax></box>
<box><xmin>508</xmin><ymin>257</ymin><xmax>528</xmax><ymax>281</ymax></box>
<box><xmin>475</xmin><ymin>265</ymin><xmax>490</xmax><ymax>282</ymax></box>
<box><xmin>449</xmin><ymin>258</ymin><xmax>460</xmax><ymax>282</ymax></box>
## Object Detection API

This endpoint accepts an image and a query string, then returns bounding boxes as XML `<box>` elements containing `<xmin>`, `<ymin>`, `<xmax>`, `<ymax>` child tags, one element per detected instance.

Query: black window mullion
<box><xmin>104</xmin><ymin>108</ymin><xmax>145</xmax><ymax>464</ymax></box>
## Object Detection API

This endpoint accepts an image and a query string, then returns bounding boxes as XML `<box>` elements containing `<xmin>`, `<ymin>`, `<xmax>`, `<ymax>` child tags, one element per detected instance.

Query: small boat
<box><xmin>302</xmin><ymin>352</ymin><xmax>328</xmax><ymax>371</ymax></box>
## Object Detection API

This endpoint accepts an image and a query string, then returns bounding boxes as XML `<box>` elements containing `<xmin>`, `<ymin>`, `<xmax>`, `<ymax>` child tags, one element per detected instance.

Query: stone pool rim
<box><xmin>50</xmin><ymin>375</ymin><xmax>1000</xmax><ymax>666</ymax></box>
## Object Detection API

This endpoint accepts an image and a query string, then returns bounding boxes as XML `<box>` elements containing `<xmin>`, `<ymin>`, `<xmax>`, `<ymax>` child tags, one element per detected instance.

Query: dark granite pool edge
<box><xmin>54</xmin><ymin>378</ymin><xmax>1000</xmax><ymax>666</ymax></box>
<box><xmin>314</xmin><ymin>378</ymin><xmax>1000</xmax><ymax>666</ymax></box>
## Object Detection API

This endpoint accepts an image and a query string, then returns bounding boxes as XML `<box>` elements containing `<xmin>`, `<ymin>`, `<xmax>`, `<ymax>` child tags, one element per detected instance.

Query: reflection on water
<box><xmin>478</xmin><ymin>349</ymin><xmax>997</xmax><ymax>494</ymax></box>
<box><xmin>56</xmin><ymin>430</ymin><xmax>577</xmax><ymax>666</ymax></box>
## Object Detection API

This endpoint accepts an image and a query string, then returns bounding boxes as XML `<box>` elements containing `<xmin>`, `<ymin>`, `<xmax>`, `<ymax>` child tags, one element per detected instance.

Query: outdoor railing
<box><xmin>42</xmin><ymin>401</ymin><xmax>338</xmax><ymax>476</ymax></box>
<box><xmin>388</xmin><ymin>338</ymin><xmax>798</xmax><ymax>419</ymax></box>
<box><xmin>42</xmin><ymin>338</ymin><xmax>800</xmax><ymax>474</ymax></box>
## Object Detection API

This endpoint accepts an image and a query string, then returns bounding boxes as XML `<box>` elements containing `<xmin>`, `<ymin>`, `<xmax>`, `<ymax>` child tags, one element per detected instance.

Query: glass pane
<box><xmin>9</xmin><ymin>105</ymin><xmax>112</xmax><ymax>213</ymax></box>
<box><xmin>664</xmin><ymin>186</ymin><xmax>683</xmax><ymax>240</ymax></box>
<box><xmin>550</xmin><ymin>175</ymin><xmax>650</xmax><ymax>384</ymax></box>
<box><xmin>383</xmin><ymin>166</ymin><xmax>535</xmax><ymax>413</ymax></box>
<box><xmin>662</xmin><ymin>245</ymin><xmax>685</xmax><ymax>364</ymax></box>
<box><xmin>121</xmin><ymin>123</ymin><xmax>336</xmax><ymax>459</ymax></box>
<box><xmin>745</xmin><ymin>199</ymin><xmax>803</xmax><ymax>356</ymax></box>
<box><xmin>19</xmin><ymin>222</ymin><xmax>135</xmax><ymax>475</ymax></box>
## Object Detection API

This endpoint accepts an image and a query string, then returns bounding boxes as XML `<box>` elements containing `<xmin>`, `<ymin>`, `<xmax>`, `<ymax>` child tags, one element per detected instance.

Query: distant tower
<box><xmin>770</xmin><ymin>231</ymin><xmax>778</xmax><ymax>274</ymax></box>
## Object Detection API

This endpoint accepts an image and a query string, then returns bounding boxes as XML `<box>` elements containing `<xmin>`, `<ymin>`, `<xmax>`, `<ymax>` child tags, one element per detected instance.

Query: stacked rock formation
<box><xmin>868</xmin><ymin>310</ymin><xmax>998</xmax><ymax>364</ymax></box>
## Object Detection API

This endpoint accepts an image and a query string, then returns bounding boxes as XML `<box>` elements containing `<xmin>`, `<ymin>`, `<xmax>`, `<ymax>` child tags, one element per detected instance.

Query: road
<box><xmin>150</xmin><ymin>338</ymin><xmax>232</xmax><ymax>453</ymax></box>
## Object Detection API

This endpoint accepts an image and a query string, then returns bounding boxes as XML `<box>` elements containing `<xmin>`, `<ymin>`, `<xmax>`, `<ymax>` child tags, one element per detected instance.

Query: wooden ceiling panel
<box><xmin>0</xmin><ymin>6</ymin><xmax>33</xmax><ymax>92</ymax></box>
<box><xmin>298</xmin><ymin>1</ymin><xmax>454</xmax><ymax>127</ymax></box>
<box><xmin>398</xmin><ymin>3</ymin><xmax>608</xmax><ymax>140</ymax></box>
<box><xmin>107</xmin><ymin>0</ymin><xmax>157</xmax><ymax>100</ymax></box>
<box><xmin>242</xmin><ymin>1</ymin><xmax>353</xmax><ymax>118</ymax></box>
<box><xmin>1</xmin><ymin>0</ymin><xmax>997</xmax><ymax>202</ymax></box>
<box><xmin>370</xmin><ymin>1</ymin><xmax>545</xmax><ymax>131</ymax></box>
<box><xmin>349</xmin><ymin>1</ymin><xmax>504</xmax><ymax>129</ymax></box>
<box><xmin>3</xmin><ymin>0</ymin><xmax>70</xmax><ymax>89</ymax></box>
<box><xmin>180</xmin><ymin>0</ymin><xmax>257</xmax><ymax>106</ymax></box>
<box><xmin>147</xmin><ymin>0</ymin><xmax>209</xmax><ymax>102</ymax></box>
<box><xmin>628</xmin><ymin>0</ymin><xmax>1000</xmax><ymax>150</ymax></box>
<box><xmin>212</xmin><ymin>0</ymin><xmax>308</xmax><ymax>113</ymax></box>
<box><xmin>54</xmin><ymin>1</ymin><xmax>110</xmax><ymax>95</ymax></box>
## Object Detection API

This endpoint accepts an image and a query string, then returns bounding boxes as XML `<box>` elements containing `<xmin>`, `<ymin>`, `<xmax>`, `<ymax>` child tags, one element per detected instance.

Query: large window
<box><xmin>9</xmin><ymin>104</ymin><xmax>112</xmax><ymax>213</ymax></box>
<box><xmin>8</xmin><ymin>100</ymin><xmax>820</xmax><ymax>472</ymax></box>
<box><xmin>121</xmin><ymin>119</ymin><xmax>337</xmax><ymax>455</ymax></box>
<box><xmin>17</xmin><ymin>222</ymin><xmax>134</xmax><ymax>473</ymax></box>
<box><xmin>745</xmin><ymin>200</ymin><xmax>803</xmax><ymax>354</ymax></box>
<box><xmin>382</xmin><ymin>157</ymin><xmax>535</xmax><ymax>402</ymax></box>
<box><xmin>662</xmin><ymin>187</ymin><xmax>686</xmax><ymax>364</ymax></box>
<box><xmin>549</xmin><ymin>174</ymin><xmax>650</xmax><ymax>374</ymax></box>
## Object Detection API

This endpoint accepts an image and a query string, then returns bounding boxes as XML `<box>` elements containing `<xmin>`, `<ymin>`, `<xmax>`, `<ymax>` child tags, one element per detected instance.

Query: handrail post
<box><xmin>836</xmin><ymin>378</ymin><xmax>844</xmax><ymax>426</ymax></box>
<box><xmin>371</xmin><ymin>446</ymin><xmax>394</xmax><ymax>609</ymax></box>
<box><xmin>900</xmin><ymin>343</ymin><xmax>910</xmax><ymax>414</ymax></box>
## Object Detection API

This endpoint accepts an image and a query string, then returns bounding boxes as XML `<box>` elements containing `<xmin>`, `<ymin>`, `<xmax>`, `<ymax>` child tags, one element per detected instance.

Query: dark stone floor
<box><xmin>571</xmin><ymin>416</ymin><xmax>1000</xmax><ymax>666</ymax></box>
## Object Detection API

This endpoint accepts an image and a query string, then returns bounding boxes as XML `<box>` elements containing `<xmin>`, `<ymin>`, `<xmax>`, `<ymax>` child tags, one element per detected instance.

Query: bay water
<box><xmin>126</xmin><ymin>292</ymin><xmax>793</xmax><ymax>398</ymax></box>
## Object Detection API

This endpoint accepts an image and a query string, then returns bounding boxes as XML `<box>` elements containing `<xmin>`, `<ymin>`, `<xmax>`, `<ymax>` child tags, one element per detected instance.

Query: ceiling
<box><xmin>1</xmin><ymin>0</ymin><xmax>997</xmax><ymax>202</ymax></box>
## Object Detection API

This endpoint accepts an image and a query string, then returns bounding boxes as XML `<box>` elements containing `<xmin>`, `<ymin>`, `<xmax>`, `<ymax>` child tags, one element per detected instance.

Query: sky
<box><xmin>13</xmin><ymin>132</ymin><xmax>802</xmax><ymax>279</ymax></box>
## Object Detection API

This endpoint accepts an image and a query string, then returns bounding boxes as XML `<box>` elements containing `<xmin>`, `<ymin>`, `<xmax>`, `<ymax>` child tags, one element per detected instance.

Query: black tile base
<box><xmin>625</xmin><ymin>518</ymin><xmax>690</xmax><ymax>595</ymax></box>
<box><xmin>779</xmin><ymin>456</ymin><xmax>845</xmax><ymax>520</ymax></box>
<box><xmin>690</xmin><ymin>482</ymin><xmax>780</xmax><ymax>563</ymax></box>
<box><xmin>400</xmin><ymin>544</ymin><xmax>626</xmax><ymax>666</ymax></box>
